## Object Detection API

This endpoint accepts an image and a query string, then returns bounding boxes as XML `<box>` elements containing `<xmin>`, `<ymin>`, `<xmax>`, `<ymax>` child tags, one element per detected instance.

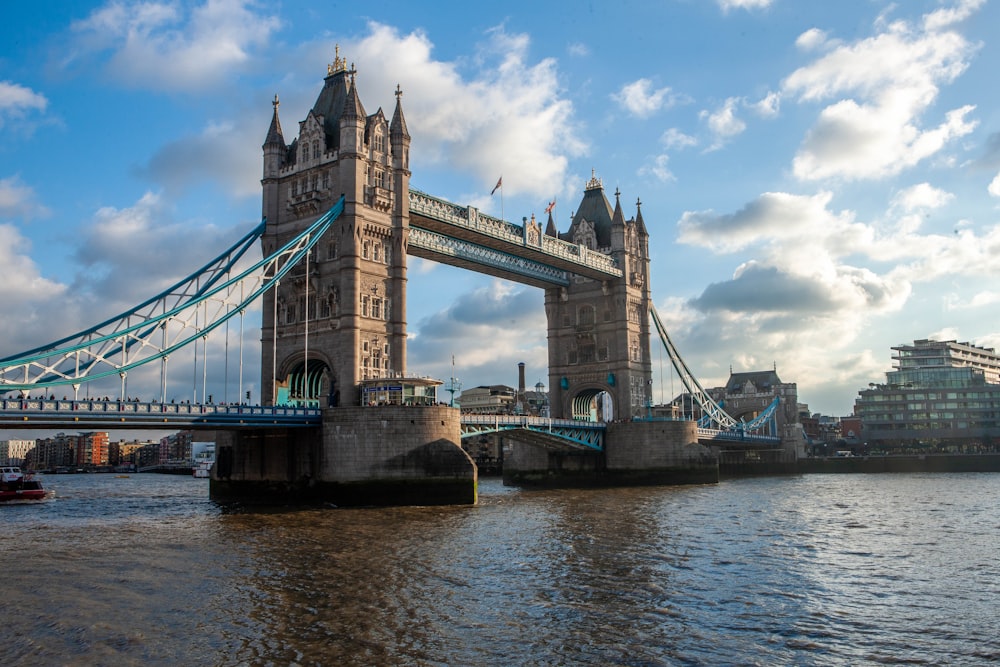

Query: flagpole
<box><xmin>500</xmin><ymin>185</ymin><xmax>504</xmax><ymax>222</ymax></box>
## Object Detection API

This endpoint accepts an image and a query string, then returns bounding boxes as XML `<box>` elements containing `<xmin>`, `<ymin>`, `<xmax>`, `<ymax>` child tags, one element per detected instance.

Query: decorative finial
<box><xmin>272</xmin><ymin>94</ymin><xmax>280</xmax><ymax>110</ymax></box>
<box><xmin>395</xmin><ymin>84</ymin><xmax>403</xmax><ymax>100</ymax></box>
<box><xmin>328</xmin><ymin>44</ymin><xmax>348</xmax><ymax>75</ymax></box>
<box><xmin>614</xmin><ymin>187</ymin><xmax>621</xmax><ymax>199</ymax></box>
<box><xmin>636</xmin><ymin>197</ymin><xmax>642</xmax><ymax>209</ymax></box>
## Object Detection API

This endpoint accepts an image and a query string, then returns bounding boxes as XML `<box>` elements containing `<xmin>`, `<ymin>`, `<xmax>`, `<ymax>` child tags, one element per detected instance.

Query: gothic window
<box><xmin>361</xmin><ymin>295</ymin><xmax>370</xmax><ymax>318</ymax></box>
<box><xmin>286</xmin><ymin>304</ymin><xmax>297</xmax><ymax>324</ymax></box>
<box><xmin>311</xmin><ymin>174</ymin><xmax>318</xmax><ymax>191</ymax></box>
<box><xmin>580</xmin><ymin>341</ymin><xmax>596</xmax><ymax>363</ymax></box>
<box><xmin>289</xmin><ymin>184</ymin><xmax>295</xmax><ymax>199</ymax></box>
<box><xmin>312</xmin><ymin>140</ymin><xmax>319</xmax><ymax>159</ymax></box>
<box><xmin>373</xmin><ymin>243</ymin><xmax>381</xmax><ymax>263</ymax></box>
<box><xmin>372</xmin><ymin>298</ymin><xmax>381</xmax><ymax>320</ymax></box>
<box><xmin>322</xmin><ymin>170</ymin><xmax>330</xmax><ymax>190</ymax></box>
<box><xmin>598</xmin><ymin>346</ymin><xmax>609</xmax><ymax>361</ymax></box>
<box><xmin>303</xmin><ymin>143</ymin><xmax>310</xmax><ymax>162</ymax></box>
<box><xmin>568</xmin><ymin>349</ymin><xmax>578</xmax><ymax>365</ymax></box>
<box><xmin>375</xmin><ymin>170</ymin><xmax>383</xmax><ymax>188</ymax></box>
<box><xmin>362</xmin><ymin>241</ymin><xmax>370</xmax><ymax>260</ymax></box>
<box><xmin>319</xmin><ymin>297</ymin><xmax>331</xmax><ymax>319</ymax></box>
<box><xmin>326</xmin><ymin>241</ymin><xmax>337</xmax><ymax>260</ymax></box>
<box><xmin>579</xmin><ymin>305</ymin><xmax>596</xmax><ymax>326</ymax></box>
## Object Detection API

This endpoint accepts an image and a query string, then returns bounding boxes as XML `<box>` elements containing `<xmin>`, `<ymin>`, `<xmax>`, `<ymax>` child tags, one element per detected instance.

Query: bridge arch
<box><xmin>276</xmin><ymin>354</ymin><xmax>333</xmax><ymax>407</ymax></box>
<box><xmin>570</xmin><ymin>387</ymin><xmax>614</xmax><ymax>422</ymax></box>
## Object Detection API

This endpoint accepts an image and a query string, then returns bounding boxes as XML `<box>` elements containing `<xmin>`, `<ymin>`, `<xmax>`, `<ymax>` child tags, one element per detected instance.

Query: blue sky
<box><xmin>2</xmin><ymin>0</ymin><xmax>999</xmax><ymax>420</ymax></box>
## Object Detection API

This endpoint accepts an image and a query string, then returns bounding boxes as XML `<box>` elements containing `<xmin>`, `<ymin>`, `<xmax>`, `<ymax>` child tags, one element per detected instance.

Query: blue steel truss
<box><xmin>650</xmin><ymin>305</ymin><xmax>779</xmax><ymax>438</ymax></box>
<box><xmin>408</xmin><ymin>227</ymin><xmax>571</xmax><ymax>286</ymax></box>
<box><xmin>460</xmin><ymin>415</ymin><xmax>605</xmax><ymax>451</ymax></box>
<box><xmin>0</xmin><ymin>197</ymin><xmax>345</xmax><ymax>391</ymax></box>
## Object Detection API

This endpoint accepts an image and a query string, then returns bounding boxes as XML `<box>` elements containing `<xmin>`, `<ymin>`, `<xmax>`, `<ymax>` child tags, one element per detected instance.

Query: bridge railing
<box><xmin>697</xmin><ymin>427</ymin><xmax>781</xmax><ymax>444</ymax></box>
<box><xmin>461</xmin><ymin>414</ymin><xmax>605</xmax><ymax>430</ymax></box>
<box><xmin>0</xmin><ymin>399</ymin><xmax>321</xmax><ymax>419</ymax></box>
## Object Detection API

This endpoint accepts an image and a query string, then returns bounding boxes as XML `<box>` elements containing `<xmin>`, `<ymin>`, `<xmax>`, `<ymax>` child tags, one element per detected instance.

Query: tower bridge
<box><xmin>0</xmin><ymin>54</ymin><xmax>795</xmax><ymax>505</ymax></box>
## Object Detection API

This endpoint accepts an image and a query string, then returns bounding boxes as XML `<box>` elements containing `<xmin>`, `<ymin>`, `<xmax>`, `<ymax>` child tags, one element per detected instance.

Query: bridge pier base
<box><xmin>502</xmin><ymin>420</ymin><xmax>718</xmax><ymax>488</ymax></box>
<box><xmin>210</xmin><ymin>405</ymin><xmax>477</xmax><ymax>506</ymax></box>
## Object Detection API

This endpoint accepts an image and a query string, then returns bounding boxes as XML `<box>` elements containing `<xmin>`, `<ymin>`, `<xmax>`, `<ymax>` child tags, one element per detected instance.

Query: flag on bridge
<box><xmin>545</xmin><ymin>199</ymin><xmax>556</xmax><ymax>214</ymax></box>
<box><xmin>491</xmin><ymin>176</ymin><xmax>502</xmax><ymax>196</ymax></box>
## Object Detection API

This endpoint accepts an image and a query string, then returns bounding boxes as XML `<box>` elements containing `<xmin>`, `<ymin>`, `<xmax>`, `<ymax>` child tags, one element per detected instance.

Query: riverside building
<box><xmin>855</xmin><ymin>339</ymin><xmax>1000</xmax><ymax>453</ymax></box>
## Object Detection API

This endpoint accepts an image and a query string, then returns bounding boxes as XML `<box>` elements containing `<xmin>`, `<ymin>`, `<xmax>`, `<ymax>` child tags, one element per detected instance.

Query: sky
<box><xmin>2</xmin><ymin>0</ymin><xmax>1000</xmax><ymax>433</ymax></box>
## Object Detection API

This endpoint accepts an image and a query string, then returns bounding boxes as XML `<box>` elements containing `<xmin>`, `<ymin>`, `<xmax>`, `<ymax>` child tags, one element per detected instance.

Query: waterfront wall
<box><xmin>503</xmin><ymin>419</ymin><xmax>718</xmax><ymax>487</ymax></box>
<box><xmin>211</xmin><ymin>405</ymin><xmax>477</xmax><ymax>506</ymax></box>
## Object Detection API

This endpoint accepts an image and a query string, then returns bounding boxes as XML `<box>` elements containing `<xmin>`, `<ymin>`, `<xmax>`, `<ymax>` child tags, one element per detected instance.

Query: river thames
<box><xmin>3</xmin><ymin>471</ymin><xmax>998</xmax><ymax>665</ymax></box>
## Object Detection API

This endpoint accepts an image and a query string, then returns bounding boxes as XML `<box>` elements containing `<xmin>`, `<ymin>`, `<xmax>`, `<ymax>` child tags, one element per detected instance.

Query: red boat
<box><xmin>0</xmin><ymin>466</ymin><xmax>47</xmax><ymax>502</ymax></box>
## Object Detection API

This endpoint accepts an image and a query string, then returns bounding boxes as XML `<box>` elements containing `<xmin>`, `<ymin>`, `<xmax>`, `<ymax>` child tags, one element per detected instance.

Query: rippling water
<box><xmin>3</xmin><ymin>472</ymin><xmax>998</xmax><ymax>665</ymax></box>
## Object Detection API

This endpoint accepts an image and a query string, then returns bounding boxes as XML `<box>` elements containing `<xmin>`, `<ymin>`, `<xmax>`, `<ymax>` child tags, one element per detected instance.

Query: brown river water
<box><xmin>3</xmin><ymin>472</ymin><xmax>999</xmax><ymax>665</ymax></box>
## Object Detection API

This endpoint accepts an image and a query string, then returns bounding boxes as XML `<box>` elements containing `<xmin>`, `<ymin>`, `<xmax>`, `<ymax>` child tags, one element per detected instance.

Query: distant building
<box><xmin>458</xmin><ymin>385</ymin><xmax>516</xmax><ymax>414</ymax></box>
<box><xmin>1</xmin><ymin>439</ymin><xmax>36</xmax><ymax>466</ymax></box>
<box><xmin>855</xmin><ymin>338</ymin><xmax>1000</xmax><ymax>452</ymax></box>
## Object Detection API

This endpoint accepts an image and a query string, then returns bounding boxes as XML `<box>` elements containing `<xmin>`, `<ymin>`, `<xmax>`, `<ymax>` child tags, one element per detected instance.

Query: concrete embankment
<box><xmin>721</xmin><ymin>453</ymin><xmax>1000</xmax><ymax>478</ymax></box>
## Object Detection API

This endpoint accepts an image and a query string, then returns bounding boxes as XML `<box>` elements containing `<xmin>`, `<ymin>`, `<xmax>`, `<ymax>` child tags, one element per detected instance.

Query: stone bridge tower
<box><xmin>260</xmin><ymin>52</ymin><xmax>411</xmax><ymax>407</ymax></box>
<box><xmin>544</xmin><ymin>174</ymin><xmax>653</xmax><ymax>420</ymax></box>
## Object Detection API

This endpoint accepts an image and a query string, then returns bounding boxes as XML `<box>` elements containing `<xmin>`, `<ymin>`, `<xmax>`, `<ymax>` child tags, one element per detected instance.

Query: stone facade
<box><xmin>260</xmin><ymin>53</ymin><xmax>411</xmax><ymax>408</ymax></box>
<box><xmin>545</xmin><ymin>175</ymin><xmax>653</xmax><ymax>420</ymax></box>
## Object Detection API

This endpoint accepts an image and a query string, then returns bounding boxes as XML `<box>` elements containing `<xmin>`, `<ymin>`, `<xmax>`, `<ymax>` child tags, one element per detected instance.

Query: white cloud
<box><xmin>750</xmin><ymin>91</ymin><xmax>780</xmax><ymax>117</ymax></box>
<box><xmin>567</xmin><ymin>43</ymin><xmax>589</xmax><ymax>57</ymax></box>
<box><xmin>718</xmin><ymin>0</ymin><xmax>772</xmax><ymax>12</ymax></box>
<box><xmin>795</xmin><ymin>28</ymin><xmax>830</xmax><ymax>52</ymax></box>
<box><xmin>614</xmin><ymin>78</ymin><xmax>678</xmax><ymax>118</ymax></box>
<box><xmin>784</xmin><ymin>5</ymin><xmax>983</xmax><ymax>181</ymax></box>
<box><xmin>349</xmin><ymin>22</ymin><xmax>586</xmax><ymax>198</ymax></box>
<box><xmin>989</xmin><ymin>172</ymin><xmax>1000</xmax><ymax>197</ymax></box>
<box><xmin>923</xmin><ymin>0</ymin><xmax>986</xmax><ymax>31</ymax></box>
<box><xmin>640</xmin><ymin>155</ymin><xmax>676</xmax><ymax>183</ymax></box>
<box><xmin>661</xmin><ymin>128</ymin><xmax>698</xmax><ymax>150</ymax></box>
<box><xmin>891</xmin><ymin>182</ymin><xmax>954</xmax><ymax>212</ymax></box>
<box><xmin>0</xmin><ymin>81</ymin><xmax>48</xmax><ymax>126</ymax></box>
<box><xmin>0</xmin><ymin>224</ymin><xmax>70</xmax><ymax>355</ymax></box>
<box><xmin>700</xmin><ymin>97</ymin><xmax>746</xmax><ymax>150</ymax></box>
<box><xmin>70</xmin><ymin>0</ymin><xmax>281</xmax><ymax>91</ymax></box>
<box><xmin>0</xmin><ymin>176</ymin><xmax>50</xmax><ymax>220</ymax></box>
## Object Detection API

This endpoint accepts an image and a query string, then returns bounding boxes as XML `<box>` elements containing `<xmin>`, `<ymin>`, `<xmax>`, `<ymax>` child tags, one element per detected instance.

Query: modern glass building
<box><xmin>855</xmin><ymin>339</ymin><xmax>1000</xmax><ymax>452</ymax></box>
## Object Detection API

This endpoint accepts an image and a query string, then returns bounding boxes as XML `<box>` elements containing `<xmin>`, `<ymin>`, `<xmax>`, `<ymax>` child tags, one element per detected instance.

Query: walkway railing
<box><xmin>0</xmin><ymin>399</ymin><xmax>321</xmax><ymax>428</ymax></box>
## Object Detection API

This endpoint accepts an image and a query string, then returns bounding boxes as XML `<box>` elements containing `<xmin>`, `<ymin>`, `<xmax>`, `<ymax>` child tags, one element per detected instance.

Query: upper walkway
<box><xmin>408</xmin><ymin>189</ymin><xmax>622</xmax><ymax>288</ymax></box>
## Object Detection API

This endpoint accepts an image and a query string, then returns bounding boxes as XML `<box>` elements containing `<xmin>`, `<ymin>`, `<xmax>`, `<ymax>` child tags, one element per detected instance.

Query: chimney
<box><xmin>518</xmin><ymin>362</ymin><xmax>526</xmax><ymax>396</ymax></box>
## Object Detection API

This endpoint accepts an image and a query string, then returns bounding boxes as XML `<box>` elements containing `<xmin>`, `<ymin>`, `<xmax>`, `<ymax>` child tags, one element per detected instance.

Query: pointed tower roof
<box><xmin>341</xmin><ymin>67</ymin><xmax>366</xmax><ymax>121</ymax></box>
<box><xmin>611</xmin><ymin>187</ymin><xmax>626</xmax><ymax>229</ymax></box>
<box><xmin>545</xmin><ymin>210</ymin><xmax>558</xmax><ymax>237</ymax></box>
<box><xmin>263</xmin><ymin>94</ymin><xmax>285</xmax><ymax>146</ymax></box>
<box><xmin>390</xmin><ymin>84</ymin><xmax>410</xmax><ymax>140</ymax></box>
<box><xmin>309</xmin><ymin>47</ymin><xmax>354</xmax><ymax>149</ymax></box>
<box><xmin>567</xmin><ymin>170</ymin><xmax>614</xmax><ymax>247</ymax></box>
<box><xmin>634</xmin><ymin>197</ymin><xmax>648</xmax><ymax>237</ymax></box>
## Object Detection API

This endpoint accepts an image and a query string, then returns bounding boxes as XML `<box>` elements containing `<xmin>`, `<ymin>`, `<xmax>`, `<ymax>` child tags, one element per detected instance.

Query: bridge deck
<box><xmin>0</xmin><ymin>399</ymin><xmax>321</xmax><ymax>429</ymax></box>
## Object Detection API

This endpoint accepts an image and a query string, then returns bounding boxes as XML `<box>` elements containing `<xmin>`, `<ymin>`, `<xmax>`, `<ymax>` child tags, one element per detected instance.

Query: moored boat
<box><xmin>0</xmin><ymin>466</ymin><xmax>48</xmax><ymax>502</ymax></box>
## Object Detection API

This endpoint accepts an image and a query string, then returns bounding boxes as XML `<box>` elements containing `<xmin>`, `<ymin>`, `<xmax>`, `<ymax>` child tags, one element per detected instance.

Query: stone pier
<box><xmin>211</xmin><ymin>405</ymin><xmax>477</xmax><ymax>506</ymax></box>
<box><xmin>503</xmin><ymin>419</ymin><xmax>718</xmax><ymax>488</ymax></box>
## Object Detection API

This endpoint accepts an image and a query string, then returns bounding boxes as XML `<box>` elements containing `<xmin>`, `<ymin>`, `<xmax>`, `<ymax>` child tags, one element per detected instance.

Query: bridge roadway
<box><xmin>0</xmin><ymin>398</ymin><xmax>781</xmax><ymax>448</ymax></box>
